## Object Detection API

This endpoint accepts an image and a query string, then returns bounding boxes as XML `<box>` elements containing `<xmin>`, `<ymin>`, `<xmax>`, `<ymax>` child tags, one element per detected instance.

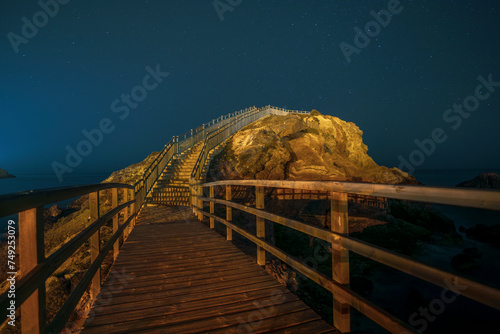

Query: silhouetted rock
<box><xmin>68</xmin><ymin>151</ymin><xmax>160</xmax><ymax>210</ymax></box>
<box><xmin>456</xmin><ymin>172</ymin><xmax>500</xmax><ymax>189</ymax></box>
<box><xmin>451</xmin><ymin>253</ymin><xmax>480</xmax><ymax>272</ymax></box>
<box><xmin>46</xmin><ymin>204</ymin><xmax>62</xmax><ymax>217</ymax></box>
<box><xmin>461</xmin><ymin>224</ymin><xmax>500</xmax><ymax>244</ymax></box>
<box><xmin>464</xmin><ymin>247</ymin><xmax>482</xmax><ymax>259</ymax></box>
<box><xmin>0</xmin><ymin>167</ymin><xmax>14</xmax><ymax>178</ymax></box>
<box><xmin>208</xmin><ymin>111</ymin><xmax>417</xmax><ymax>184</ymax></box>
<box><xmin>388</xmin><ymin>200</ymin><xmax>455</xmax><ymax>234</ymax></box>
<box><xmin>351</xmin><ymin>219</ymin><xmax>432</xmax><ymax>255</ymax></box>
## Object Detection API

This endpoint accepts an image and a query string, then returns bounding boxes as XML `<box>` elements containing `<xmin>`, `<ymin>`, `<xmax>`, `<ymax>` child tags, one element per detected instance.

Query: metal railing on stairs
<box><xmin>135</xmin><ymin>105</ymin><xmax>310</xmax><ymax>207</ymax></box>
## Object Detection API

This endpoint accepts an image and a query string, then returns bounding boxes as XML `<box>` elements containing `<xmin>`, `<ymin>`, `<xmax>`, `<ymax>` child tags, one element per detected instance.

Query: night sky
<box><xmin>1</xmin><ymin>0</ymin><xmax>499</xmax><ymax>178</ymax></box>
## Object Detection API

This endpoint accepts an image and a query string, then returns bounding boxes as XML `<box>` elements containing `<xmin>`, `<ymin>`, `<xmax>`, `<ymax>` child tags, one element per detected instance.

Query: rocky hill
<box><xmin>0</xmin><ymin>167</ymin><xmax>14</xmax><ymax>178</ymax></box>
<box><xmin>207</xmin><ymin>110</ymin><xmax>417</xmax><ymax>184</ymax></box>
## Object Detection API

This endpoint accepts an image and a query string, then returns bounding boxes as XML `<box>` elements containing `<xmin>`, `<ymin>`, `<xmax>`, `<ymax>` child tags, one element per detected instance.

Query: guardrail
<box><xmin>193</xmin><ymin>179</ymin><xmax>500</xmax><ymax>333</ymax></box>
<box><xmin>0</xmin><ymin>183</ymin><xmax>136</xmax><ymax>333</ymax></box>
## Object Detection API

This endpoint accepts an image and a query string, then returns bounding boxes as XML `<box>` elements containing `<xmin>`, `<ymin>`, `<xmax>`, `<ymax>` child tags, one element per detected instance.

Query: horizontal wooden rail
<box><xmin>0</xmin><ymin>183</ymin><xmax>134</xmax><ymax>218</ymax></box>
<box><xmin>201</xmin><ymin>196</ymin><xmax>500</xmax><ymax>311</ymax></box>
<box><xmin>194</xmin><ymin>180</ymin><xmax>500</xmax><ymax>333</ymax></box>
<box><xmin>202</xmin><ymin>180</ymin><xmax>500</xmax><ymax>211</ymax></box>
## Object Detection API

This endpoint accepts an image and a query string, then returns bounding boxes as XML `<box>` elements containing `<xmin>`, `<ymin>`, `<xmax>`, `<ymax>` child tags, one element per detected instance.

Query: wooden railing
<box><xmin>193</xmin><ymin>179</ymin><xmax>500</xmax><ymax>333</ymax></box>
<box><xmin>0</xmin><ymin>183</ymin><xmax>136</xmax><ymax>333</ymax></box>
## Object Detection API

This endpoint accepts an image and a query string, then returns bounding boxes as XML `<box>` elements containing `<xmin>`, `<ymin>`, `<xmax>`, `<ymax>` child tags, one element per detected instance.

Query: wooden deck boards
<box><xmin>81</xmin><ymin>206</ymin><xmax>337</xmax><ymax>333</ymax></box>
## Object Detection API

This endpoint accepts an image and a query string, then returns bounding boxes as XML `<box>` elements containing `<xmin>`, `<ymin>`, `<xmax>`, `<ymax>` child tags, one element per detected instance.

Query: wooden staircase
<box><xmin>147</xmin><ymin>143</ymin><xmax>203</xmax><ymax>205</ymax></box>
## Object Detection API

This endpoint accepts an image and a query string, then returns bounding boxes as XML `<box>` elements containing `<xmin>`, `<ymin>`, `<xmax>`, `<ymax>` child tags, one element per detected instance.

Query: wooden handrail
<box><xmin>201</xmin><ymin>196</ymin><xmax>500</xmax><ymax>311</ymax></box>
<box><xmin>0</xmin><ymin>183</ymin><xmax>135</xmax><ymax>334</ymax></box>
<box><xmin>194</xmin><ymin>181</ymin><xmax>500</xmax><ymax>333</ymax></box>
<box><xmin>0</xmin><ymin>183</ymin><xmax>134</xmax><ymax>218</ymax></box>
<box><xmin>202</xmin><ymin>179</ymin><xmax>500</xmax><ymax>211</ymax></box>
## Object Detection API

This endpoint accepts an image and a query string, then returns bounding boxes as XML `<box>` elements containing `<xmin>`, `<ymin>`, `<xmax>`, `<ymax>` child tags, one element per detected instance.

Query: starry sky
<box><xmin>1</xmin><ymin>0</ymin><xmax>499</xmax><ymax>178</ymax></box>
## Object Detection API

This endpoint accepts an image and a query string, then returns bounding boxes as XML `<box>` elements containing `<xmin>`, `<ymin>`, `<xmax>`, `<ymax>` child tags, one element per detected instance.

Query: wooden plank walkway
<box><xmin>81</xmin><ymin>206</ymin><xmax>337</xmax><ymax>333</ymax></box>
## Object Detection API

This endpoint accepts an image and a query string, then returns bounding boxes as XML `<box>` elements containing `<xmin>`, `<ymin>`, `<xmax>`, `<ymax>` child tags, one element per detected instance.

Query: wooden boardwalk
<box><xmin>81</xmin><ymin>206</ymin><xmax>337</xmax><ymax>333</ymax></box>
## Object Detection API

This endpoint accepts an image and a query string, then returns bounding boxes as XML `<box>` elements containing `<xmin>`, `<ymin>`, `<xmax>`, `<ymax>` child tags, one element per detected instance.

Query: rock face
<box><xmin>208</xmin><ymin>111</ymin><xmax>417</xmax><ymax>184</ymax></box>
<box><xmin>103</xmin><ymin>152</ymin><xmax>160</xmax><ymax>184</ymax></box>
<box><xmin>456</xmin><ymin>172</ymin><xmax>500</xmax><ymax>189</ymax></box>
<box><xmin>0</xmin><ymin>167</ymin><xmax>14</xmax><ymax>178</ymax></box>
<box><xmin>69</xmin><ymin>151</ymin><xmax>160</xmax><ymax>210</ymax></box>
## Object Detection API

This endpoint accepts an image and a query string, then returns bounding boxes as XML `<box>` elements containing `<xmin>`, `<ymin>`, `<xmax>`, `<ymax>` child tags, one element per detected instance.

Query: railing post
<box><xmin>255</xmin><ymin>186</ymin><xmax>265</xmax><ymax>266</ymax></box>
<box><xmin>197</xmin><ymin>183</ymin><xmax>203</xmax><ymax>221</ymax></box>
<box><xmin>209</xmin><ymin>186</ymin><xmax>215</xmax><ymax>228</ymax></box>
<box><xmin>330</xmin><ymin>191</ymin><xmax>350</xmax><ymax>333</ymax></box>
<box><xmin>129</xmin><ymin>188</ymin><xmax>136</xmax><ymax>230</ymax></box>
<box><xmin>123</xmin><ymin>189</ymin><xmax>129</xmax><ymax>240</ymax></box>
<box><xmin>19</xmin><ymin>206</ymin><xmax>46</xmax><ymax>334</ymax></box>
<box><xmin>226</xmin><ymin>185</ymin><xmax>232</xmax><ymax>240</ymax></box>
<box><xmin>89</xmin><ymin>191</ymin><xmax>101</xmax><ymax>300</ymax></box>
<box><xmin>124</xmin><ymin>189</ymin><xmax>132</xmax><ymax>238</ymax></box>
<box><xmin>190</xmin><ymin>178</ymin><xmax>196</xmax><ymax>214</ymax></box>
<box><xmin>112</xmin><ymin>188</ymin><xmax>119</xmax><ymax>261</ymax></box>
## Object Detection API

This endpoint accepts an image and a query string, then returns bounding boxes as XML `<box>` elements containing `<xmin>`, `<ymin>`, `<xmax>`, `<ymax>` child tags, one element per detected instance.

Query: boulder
<box><xmin>45</xmin><ymin>204</ymin><xmax>62</xmax><ymax>218</ymax></box>
<box><xmin>451</xmin><ymin>253</ymin><xmax>480</xmax><ymax>272</ymax></box>
<box><xmin>207</xmin><ymin>111</ymin><xmax>417</xmax><ymax>184</ymax></box>
<box><xmin>388</xmin><ymin>200</ymin><xmax>456</xmax><ymax>234</ymax></box>
<box><xmin>350</xmin><ymin>219</ymin><xmax>432</xmax><ymax>255</ymax></box>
